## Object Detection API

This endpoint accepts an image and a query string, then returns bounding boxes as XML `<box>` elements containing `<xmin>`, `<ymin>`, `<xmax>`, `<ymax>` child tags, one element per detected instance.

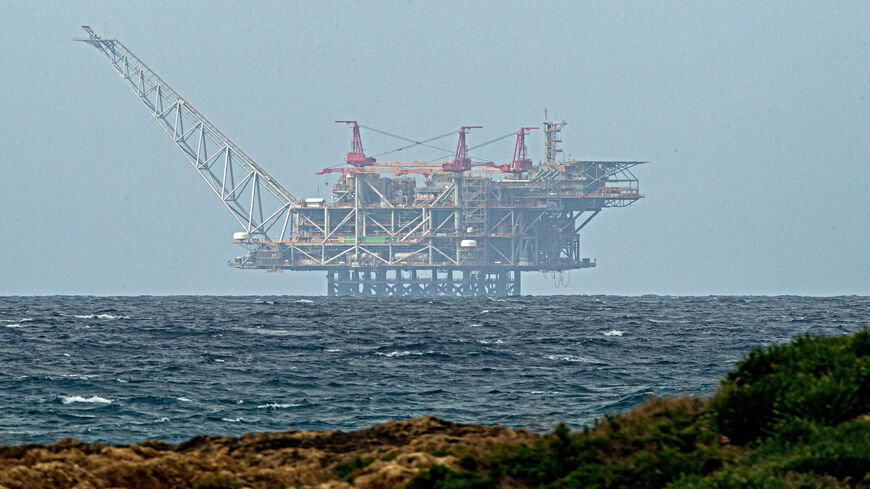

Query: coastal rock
<box><xmin>0</xmin><ymin>416</ymin><xmax>537</xmax><ymax>489</ymax></box>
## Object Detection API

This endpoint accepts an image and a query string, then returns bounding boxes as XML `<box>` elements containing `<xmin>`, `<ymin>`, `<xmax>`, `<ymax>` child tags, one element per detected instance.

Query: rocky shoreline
<box><xmin>0</xmin><ymin>415</ymin><xmax>535</xmax><ymax>489</ymax></box>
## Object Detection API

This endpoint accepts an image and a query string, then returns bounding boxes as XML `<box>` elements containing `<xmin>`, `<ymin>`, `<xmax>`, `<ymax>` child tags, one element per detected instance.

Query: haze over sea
<box><xmin>2</xmin><ymin>295</ymin><xmax>868</xmax><ymax>445</ymax></box>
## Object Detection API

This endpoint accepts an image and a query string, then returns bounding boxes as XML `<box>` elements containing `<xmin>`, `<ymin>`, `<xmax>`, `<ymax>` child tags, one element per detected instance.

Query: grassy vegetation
<box><xmin>407</xmin><ymin>329</ymin><xmax>870</xmax><ymax>488</ymax></box>
<box><xmin>335</xmin><ymin>455</ymin><xmax>375</xmax><ymax>482</ymax></box>
<box><xmin>192</xmin><ymin>471</ymin><xmax>245</xmax><ymax>489</ymax></box>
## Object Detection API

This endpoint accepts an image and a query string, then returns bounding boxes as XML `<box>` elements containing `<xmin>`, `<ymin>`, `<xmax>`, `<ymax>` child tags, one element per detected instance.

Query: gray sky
<box><xmin>1</xmin><ymin>1</ymin><xmax>868</xmax><ymax>296</ymax></box>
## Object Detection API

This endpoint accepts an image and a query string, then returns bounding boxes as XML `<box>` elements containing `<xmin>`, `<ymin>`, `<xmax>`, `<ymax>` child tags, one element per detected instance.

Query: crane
<box><xmin>76</xmin><ymin>26</ymin><xmax>298</xmax><ymax>241</ymax></box>
<box><xmin>335</xmin><ymin>121</ymin><xmax>375</xmax><ymax>166</ymax></box>
<box><xmin>442</xmin><ymin>126</ymin><xmax>482</xmax><ymax>172</ymax></box>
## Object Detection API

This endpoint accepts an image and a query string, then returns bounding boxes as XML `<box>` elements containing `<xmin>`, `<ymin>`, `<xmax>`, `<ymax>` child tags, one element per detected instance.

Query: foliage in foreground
<box><xmin>407</xmin><ymin>329</ymin><xmax>870</xmax><ymax>488</ymax></box>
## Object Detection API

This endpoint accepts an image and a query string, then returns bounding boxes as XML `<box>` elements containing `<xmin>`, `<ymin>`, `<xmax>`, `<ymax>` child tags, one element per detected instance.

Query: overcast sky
<box><xmin>1</xmin><ymin>2</ymin><xmax>868</xmax><ymax>296</ymax></box>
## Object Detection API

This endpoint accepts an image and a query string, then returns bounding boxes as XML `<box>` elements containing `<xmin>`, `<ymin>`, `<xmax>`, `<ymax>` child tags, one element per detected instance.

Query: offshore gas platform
<box><xmin>78</xmin><ymin>27</ymin><xmax>644</xmax><ymax>297</ymax></box>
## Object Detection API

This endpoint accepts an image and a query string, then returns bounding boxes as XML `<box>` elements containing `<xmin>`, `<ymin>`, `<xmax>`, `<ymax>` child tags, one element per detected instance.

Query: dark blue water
<box><xmin>1</xmin><ymin>296</ymin><xmax>867</xmax><ymax>445</ymax></box>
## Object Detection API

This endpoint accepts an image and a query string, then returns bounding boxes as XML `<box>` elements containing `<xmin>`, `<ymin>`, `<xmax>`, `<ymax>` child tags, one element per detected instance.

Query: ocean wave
<box><xmin>58</xmin><ymin>374</ymin><xmax>97</xmax><ymax>381</ymax></box>
<box><xmin>60</xmin><ymin>395</ymin><xmax>112</xmax><ymax>404</ymax></box>
<box><xmin>376</xmin><ymin>350</ymin><xmax>433</xmax><ymax>358</ymax></box>
<box><xmin>69</xmin><ymin>314</ymin><xmax>129</xmax><ymax>320</ymax></box>
<box><xmin>545</xmin><ymin>354</ymin><xmax>598</xmax><ymax>363</ymax></box>
<box><xmin>256</xmin><ymin>403</ymin><xmax>301</xmax><ymax>409</ymax></box>
<box><xmin>295</xmin><ymin>299</ymin><xmax>315</xmax><ymax>304</ymax></box>
<box><xmin>3</xmin><ymin>295</ymin><xmax>866</xmax><ymax>445</ymax></box>
<box><xmin>603</xmin><ymin>330</ymin><xmax>624</xmax><ymax>336</ymax></box>
<box><xmin>241</xmin><ymin>328</ymin><xmax>295</xmax><ymax>336</ymax></box>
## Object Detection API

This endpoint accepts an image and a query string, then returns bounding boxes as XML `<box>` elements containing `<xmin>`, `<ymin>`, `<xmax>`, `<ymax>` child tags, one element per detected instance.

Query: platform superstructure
<box><xmin>78</xmin><ymin>26</ymin><xmax>643</xmax><ymax>296</ymax></box>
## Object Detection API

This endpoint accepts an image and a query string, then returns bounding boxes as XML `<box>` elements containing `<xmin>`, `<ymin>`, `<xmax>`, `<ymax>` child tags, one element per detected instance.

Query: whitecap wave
<box><xmin>324</xmin><ymin>348</ymin><xmax>342</xmax><ymax>352</ymax></box>
<box><xmin>242</xmin><ymin>328</ymin><xmax>295</xmax><ymax>336</ymax></box>
<box><xmin>60</xmin><ymin>395</ymin><xmax>111</xmax><ymax>404</ymax></box>
<box><xmin>545</xmin><ymin>354</ymin><xmax>597</xmax><ymax>363</ymax></box>
<box><xmin>603</xmin><ymin>330</ymin><xmax>624</xmax><ymax>336</ymax></box>
<box><xmin>176</xmin><ymin>397</ymin><xmax>193</xmax><ymax>402</ymax></box>
<box><xmin>295</xmin><ymin>299</ymin><xmax>315</xmax><ymax>304</ymax></box>
<box><xmin>257</xmin><ymin>403</ymin><xmax>300</xmax><ymax>409</ymax></box>
<box><xmin>376</xmin><ymin>350</ymin><xmax>432</xmax><ymax>358</ymax></box>
<box><xmin>70</xmin><ymin>314</ymin><xmax>129</xmax><ymax>320</ymax></box>
<box><xmin>5</xmin><ymin>323</ymin><xmax>24</xmax><ymax>328</ymax></box>
<box><xmin>60</xmin><ymin>374</ymin><xmax>95</xmax><ymax>380</ymax></box>
<box><xmin>222</xmin><ymin>417</ymin><xmax>244</xmax><ymax>422</ymax></box>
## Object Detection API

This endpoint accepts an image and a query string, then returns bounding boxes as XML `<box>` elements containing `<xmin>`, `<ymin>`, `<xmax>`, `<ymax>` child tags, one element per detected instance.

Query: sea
<box><xmin>1</xmin><ymin>296</ymin><xmax>867</xmax><ymax>445</ymax></box>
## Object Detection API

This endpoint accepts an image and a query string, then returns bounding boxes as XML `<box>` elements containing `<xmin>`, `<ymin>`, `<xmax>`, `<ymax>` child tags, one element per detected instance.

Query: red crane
<box><xmin>442</xmin><ymin>126</ymin><xmax>482</xmax><ymax>172</ymax></box>
<box><xmin>488</xmin><ymin>127</ymin><xmax>538</xmax><ymax>174</ymax></box>
<box><xmin>335</xmin><ymin>121</ymin><xmax>375</xmax><ymax>166</ymax></box>
<box><xmin>510</xmin><ymin>127</ymin><xmax>538</xmax><ymax>173</ymax></box>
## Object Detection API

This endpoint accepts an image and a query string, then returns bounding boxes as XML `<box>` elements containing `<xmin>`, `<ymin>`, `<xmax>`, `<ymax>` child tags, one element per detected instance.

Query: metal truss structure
<box><xmin>326</xmin><ymin>268</ymin><xmax>520</xmax><ymax>297</ymax></box>
<box><xmin>77</xmin><ymin>26</ymin><xmax>297</xmax><ymax>241</ymax></box>
<box><xmin>79</xmin><ymin>26</ymin><xmax>644</xmax><ymax>296</ymax></box>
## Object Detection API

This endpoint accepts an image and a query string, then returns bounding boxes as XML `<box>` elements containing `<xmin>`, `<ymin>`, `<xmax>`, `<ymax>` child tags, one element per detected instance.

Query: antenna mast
<box><xmin>543</xmin><ymin>109</ymin><xmax>567</xmax><ymax>163</ymax></box>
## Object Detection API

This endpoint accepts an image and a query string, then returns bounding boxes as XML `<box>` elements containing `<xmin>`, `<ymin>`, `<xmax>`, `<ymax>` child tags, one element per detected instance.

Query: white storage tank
<box><xmin>233</xmin><ymin>232</ymin><xmax>250</xmax><ymax>240</ymax></box>
<box><xmin>304</xmin><ymin>198</ymin><xmax>325</xmax><ymax>207</ymax></box>
<box><xmin>460</xmin><ymin>239</ymin><xmax>478</xmax><ymax>248</ymax></box>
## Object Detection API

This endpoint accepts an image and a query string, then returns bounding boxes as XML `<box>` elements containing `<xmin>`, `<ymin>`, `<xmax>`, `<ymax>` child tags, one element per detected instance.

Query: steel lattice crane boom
<box><xmin>76</xmin><ymin>26</ymin><xmax>298</xmax><ymax>241</ymax></box>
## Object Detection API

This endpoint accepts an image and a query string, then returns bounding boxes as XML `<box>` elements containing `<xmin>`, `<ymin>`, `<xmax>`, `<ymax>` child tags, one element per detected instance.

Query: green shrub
<box><xmin>712</xmin><ymin>332</ymin><xmax>870</xmax><ymax>444</ymax></box>
<box><xmin>668</xmin><ymin>466</ymin><xmax>839</xmax><ymax>489</ymax></box>
<box><xmin>772</xmin><ymin>420</ymin><xmax>870</xmax><ymax>481</ymax></box>
<box><xmin>381</xmin><ymin>451</ymin><xmax>399</xmax><ymax>461</ymax></box>
<box><xmin>334</xmin><ymin>455</ymin><xmax>374</xmax><ymax>481</ymax></box>
<box><xmin>407</xmin><ymin>329</ymin><xmax>870</xmax><ymax>489</ymax></box>
<box><xmin>465</xmin><ymin>398</ymin><xmax>731</xmax><ymax>489</ymax></box>
<box><xmin>405</xmin><ymin>464</ymin><xmax>494</xmax><ymax>489</ymax></box>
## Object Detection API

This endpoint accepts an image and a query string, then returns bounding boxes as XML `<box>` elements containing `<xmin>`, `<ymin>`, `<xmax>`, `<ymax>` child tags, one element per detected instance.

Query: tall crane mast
<box><xmin>76</xmin><ymin>26</ymin><xmax>298</xmax><ymax>241</ymax></box>
<box><xmin>443</xmin><ymin>126</ymin><xmax>482</xmax><ymax>172</ymax></box>
<box><xmin>511</xmin><ymin>127</ymin><xmax>538</xmax><ymax>173</ymax></box>
<box><xmin>335</xmin><ymin>121</ymin><xmax>375</xmax><ymax>166</ymax></box>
